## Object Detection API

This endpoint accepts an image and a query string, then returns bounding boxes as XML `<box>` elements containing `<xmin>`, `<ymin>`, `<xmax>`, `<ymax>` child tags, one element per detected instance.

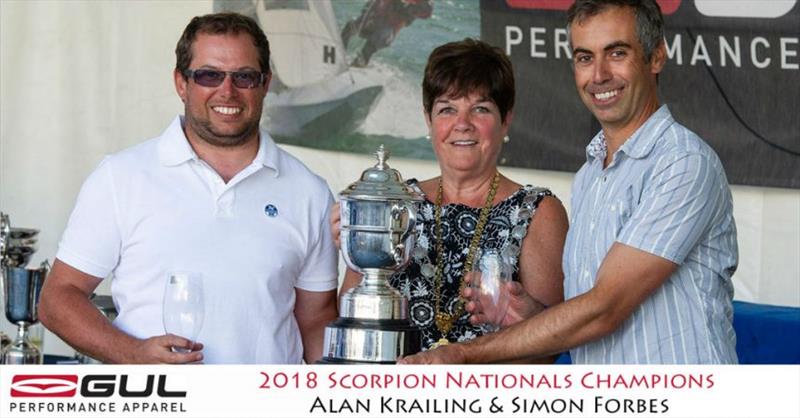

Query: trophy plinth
<box><xmin>2</xmin><ymin>323</ymin><xmax>42</xmax><ymax>365</ymax></box>
<box><xmin>320</xmin><ymin>146</ymin><xmax>423</xmax><ymax>364</ymax></box>
<box><xmin>1</xmin><ymin>212</ymin><xmax>48</xmax><ymax>364</ymax></box>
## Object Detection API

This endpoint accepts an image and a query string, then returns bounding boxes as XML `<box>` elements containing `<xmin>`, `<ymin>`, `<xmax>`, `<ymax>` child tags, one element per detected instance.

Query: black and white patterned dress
<box><xmin>389</xmin><ymin>179</ymin><xmax>552</xmax><ymax>350</ymax></box>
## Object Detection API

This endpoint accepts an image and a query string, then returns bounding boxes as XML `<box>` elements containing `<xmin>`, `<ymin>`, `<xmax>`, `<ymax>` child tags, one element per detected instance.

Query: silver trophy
<box><xmin>320</xmin><ymin>146</ymin><xmax>423</xmax><ymax>363</ymax></box>
<box><xmin>1</xmin><ymin>212</ymin><xmax>49</xmax><ymax>364</ymax></box>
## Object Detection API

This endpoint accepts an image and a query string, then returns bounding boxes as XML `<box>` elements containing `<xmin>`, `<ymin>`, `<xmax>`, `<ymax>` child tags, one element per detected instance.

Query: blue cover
<box><xmin>554</xmin><ymin>300</ymin><xmax>800</xmax><ymax>364</ymax></box>
<box><xmin>732</xmin><ymin>301</ymin><xmax>800</xmax><ymax>364</ymax></box>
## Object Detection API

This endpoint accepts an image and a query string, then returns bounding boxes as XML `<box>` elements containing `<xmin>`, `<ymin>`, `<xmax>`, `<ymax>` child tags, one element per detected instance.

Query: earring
<box><xmin>425</xmin><ymin>134</ymin><xmax>431</xmax><ymax>141</ymax></box>
<box><xmin>503</xmin><ymin>135</ymin><xmax>510</xmax><ymax>144</ymax></box>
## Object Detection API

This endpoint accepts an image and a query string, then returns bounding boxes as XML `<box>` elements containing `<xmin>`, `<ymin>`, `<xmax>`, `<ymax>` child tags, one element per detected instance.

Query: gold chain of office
<box><xmin>431</xmin><ymin>171</ymin><xmax>499</xmax><ymax>349</ymax></box>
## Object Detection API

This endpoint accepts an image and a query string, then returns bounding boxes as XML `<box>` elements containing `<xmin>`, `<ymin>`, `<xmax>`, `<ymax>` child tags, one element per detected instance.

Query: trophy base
<box><xmin>320</xmin><ymin>318</ymin><xmax>420</xmax><ymax>364</ymax></box>
<box><xmin>316</xmin><ymin>356</ymin><xmax>395</xmax><ymax>365</ymax></box>
<box><xmin>1</xmin><ymin>333</ymin><xmax>42</xmax><ymax>365</ymax></box>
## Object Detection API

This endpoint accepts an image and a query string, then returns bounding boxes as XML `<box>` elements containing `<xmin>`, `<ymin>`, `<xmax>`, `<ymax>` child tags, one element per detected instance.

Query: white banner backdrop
<box><xmin>0</xmin><ymin>0</ymin><xmax>798</xmax><ymax>358</ymax></box>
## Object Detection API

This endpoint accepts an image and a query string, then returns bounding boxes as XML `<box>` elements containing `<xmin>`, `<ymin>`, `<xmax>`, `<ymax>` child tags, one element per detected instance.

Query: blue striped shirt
<box><xmin>564</xmin><ymin>105</ymin><xmax>738</xmax><ymax>364</ymax></box>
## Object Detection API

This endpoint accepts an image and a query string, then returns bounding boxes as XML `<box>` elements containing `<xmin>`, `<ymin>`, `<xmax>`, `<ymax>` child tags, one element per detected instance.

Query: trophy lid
<box><xmin>1</xmin><ymin>213</ymin><xmax>40</xmax><ymax>268</ymax></box>
<box><xmin>340</xmin><ymin>145</ymin><xmax>423</xmax><ymax>202</ymax></box>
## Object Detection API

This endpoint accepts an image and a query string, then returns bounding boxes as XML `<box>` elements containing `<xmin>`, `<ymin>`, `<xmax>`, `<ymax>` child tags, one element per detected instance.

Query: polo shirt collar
<box><xmin>158</xmin><ymin>116</ymin><xmax>198</xmax><ymax>166</ymax></box>
<box><xmin>255</xmin><ymin>130</ymin><xmax>281</xmax><ymax>177</ymax></box>
<box><xmin>157</xmin><ymin>115</ymin><xmax>281</xmax><ymax>177</ymax></box>
<box><xmin>585</xmin><ymin>104</ymin><xmax>675</xmax><ymax>162</ymax></box>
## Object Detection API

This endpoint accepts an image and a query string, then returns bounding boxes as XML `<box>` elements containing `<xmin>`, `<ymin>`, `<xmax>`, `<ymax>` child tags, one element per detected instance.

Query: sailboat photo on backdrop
<box><xmin>256</xmin><ymin>0</ymin><xmax>384</xmax><ymax>138</ymax></box>
<box><xmin>215</xmin><ymin>0</ymin><xmax>479</xmax><ymax>160</ymax></box>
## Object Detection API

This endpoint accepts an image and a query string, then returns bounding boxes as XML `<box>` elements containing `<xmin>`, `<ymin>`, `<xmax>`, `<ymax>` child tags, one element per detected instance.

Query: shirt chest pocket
<box><xmin>605</xmin><ymin>186</ymin><xmax>634</xmax><ymax>237</ymax></box>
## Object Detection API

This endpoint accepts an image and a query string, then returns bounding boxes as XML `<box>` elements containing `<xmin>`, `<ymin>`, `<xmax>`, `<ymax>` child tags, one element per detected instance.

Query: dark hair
<box><xmin>175</xmin><ymin>12</ymin><xmax>270</xmax><ymax>77</ymax></box>
<box><xmin>422</xmin><ymin>38</ymin><xmax>515</xmax><ymax>122</ymax></box>
<box><xmin>567</xmin><ymin>0</ymin><xmax>664</xmax><ymax>61</ymax></box>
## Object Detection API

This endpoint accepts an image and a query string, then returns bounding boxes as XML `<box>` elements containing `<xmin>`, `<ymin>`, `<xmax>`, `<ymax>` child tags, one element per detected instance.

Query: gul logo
<box><xmin>11</xmin><ymin>375</ymin><xmax>78</xmax><ymax>397</ymax></box>
<box><xmin>10</xmin><ymin>374</ymin><xmax>186</xmax><ymax>398</ymax></box>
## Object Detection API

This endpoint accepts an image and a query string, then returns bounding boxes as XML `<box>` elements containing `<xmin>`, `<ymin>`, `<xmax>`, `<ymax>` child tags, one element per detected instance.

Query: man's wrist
<box><xmin>460</xmin><ymin>333</ymin><xmax>491</xmax><ymax>364</ymax></box>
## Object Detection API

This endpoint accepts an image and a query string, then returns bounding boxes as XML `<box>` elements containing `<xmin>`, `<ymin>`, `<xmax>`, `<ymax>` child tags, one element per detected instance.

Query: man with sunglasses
<box><xmin>39</xmin><ymin>13</ymin><xmax>338</xmax><ymax>364</ymax></box>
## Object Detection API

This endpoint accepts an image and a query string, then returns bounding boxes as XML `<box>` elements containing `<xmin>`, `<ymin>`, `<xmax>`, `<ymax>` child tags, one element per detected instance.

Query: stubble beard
<box><xmin>185</xmin><ymin>108</ymin><xmax>262</xmax><ymax>148</ymax></box>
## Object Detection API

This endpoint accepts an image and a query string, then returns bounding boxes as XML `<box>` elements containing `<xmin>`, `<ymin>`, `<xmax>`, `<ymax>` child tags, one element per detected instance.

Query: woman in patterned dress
<box><xmin>333</xmin><ymin>39</ymin><xmax>568</xmax><ymax>358</ymax></box>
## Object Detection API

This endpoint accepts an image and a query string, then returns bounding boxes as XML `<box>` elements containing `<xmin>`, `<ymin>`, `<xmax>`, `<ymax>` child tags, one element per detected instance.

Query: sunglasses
<box><xmin>183</xmin><ymin>69</ymin><xmax>267</xmax><ymax>89</ymax></box>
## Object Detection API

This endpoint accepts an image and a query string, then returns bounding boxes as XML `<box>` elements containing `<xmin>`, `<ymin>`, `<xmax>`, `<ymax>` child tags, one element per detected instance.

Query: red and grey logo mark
<box><xmin>11</xmin><ymin>375</ymin><xmax>78</xmax><ymax>397</ymax></box>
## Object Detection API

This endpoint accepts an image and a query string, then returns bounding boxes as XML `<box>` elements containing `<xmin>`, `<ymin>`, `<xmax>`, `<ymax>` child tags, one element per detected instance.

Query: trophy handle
<box><xmin>0</xmin><ymin>212</ymin><xmax>10</xmax><ymax>261</ymax></box>
<box><xmin>390</xmin><ymin>202</ymin><xmax>416</xmax><ymax>265</ymax></box>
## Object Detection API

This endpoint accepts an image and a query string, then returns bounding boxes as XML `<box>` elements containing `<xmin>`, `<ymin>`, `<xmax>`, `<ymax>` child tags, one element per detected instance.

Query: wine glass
<box><xmin>469</xmin><ymin>249</ymin><xmax>511</xmax><ymax>332</ymax></box>
<box><xmin>162</xmin><ymin>271</ymin><xmax>204</xmax><ymax>353</ymax></box>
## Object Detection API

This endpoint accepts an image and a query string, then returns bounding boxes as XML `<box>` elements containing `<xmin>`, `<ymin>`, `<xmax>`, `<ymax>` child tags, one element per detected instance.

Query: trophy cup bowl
<box><xmin>320</xmin><ymin>146</ymin><xmax>423</xmax><ymax>363</ymax></box>
<box><xmin>2</xmin><ymin>262</ymin><xmax>48</xmax><ymax>364</ymax></box>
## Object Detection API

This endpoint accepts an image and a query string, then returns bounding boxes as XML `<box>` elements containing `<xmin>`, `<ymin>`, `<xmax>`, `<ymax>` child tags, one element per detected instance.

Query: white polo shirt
<box><xmin>57</xmin><ymin>116</ymin><xmax>338</xmax><ymax>364</ymax></box>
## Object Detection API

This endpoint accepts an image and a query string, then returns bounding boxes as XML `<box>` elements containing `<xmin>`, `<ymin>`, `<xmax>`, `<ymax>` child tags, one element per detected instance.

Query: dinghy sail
<box><xmin>256</xmin><ymin>0</ymin><xmax>383</xmax><ymax>137</ymax></box>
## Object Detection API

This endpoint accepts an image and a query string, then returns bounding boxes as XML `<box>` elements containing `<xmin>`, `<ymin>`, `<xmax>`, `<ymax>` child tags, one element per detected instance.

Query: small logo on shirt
<box><xmin>264</xmin><ymin>204</ymin><xmax>279</xmax><ymax>217</ymax></box>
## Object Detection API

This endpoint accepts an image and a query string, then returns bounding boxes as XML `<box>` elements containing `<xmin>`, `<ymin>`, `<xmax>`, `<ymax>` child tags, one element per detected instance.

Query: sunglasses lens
<box><xmin>188</xmin><ymin>70</ymin><xmax>263</xmax><ymax>89</ymax></box>
<box><xmin>192</xmin><ymin>70</ymin><xmax>225</xmax><ymax>87</ymax></box>
<box><xmin>231</xmin><ymin>71</ymin><xmax>262</xmax><ymax>88</ymax></box>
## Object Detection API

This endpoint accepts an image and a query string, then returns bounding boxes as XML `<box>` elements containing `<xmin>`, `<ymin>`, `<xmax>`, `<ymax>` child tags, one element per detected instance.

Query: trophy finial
<box><xmin>375</xmin><ymin>145</ymin><xmax>389</xmax><ymax>169</ymax></box>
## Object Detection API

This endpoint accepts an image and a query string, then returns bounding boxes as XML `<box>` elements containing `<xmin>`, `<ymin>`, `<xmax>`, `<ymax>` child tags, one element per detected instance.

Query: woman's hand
<box><xmin>330</xmin><ymin>201</ymin><xmax>341</xmax><ymax>249</ymax></box>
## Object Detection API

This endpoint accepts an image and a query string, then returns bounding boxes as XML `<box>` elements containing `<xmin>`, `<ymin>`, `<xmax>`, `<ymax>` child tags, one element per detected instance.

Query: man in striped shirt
<box><xmin>400</xmin><ymin>0</ymin><xmax>738</xmax><ymax>364</ymax></box>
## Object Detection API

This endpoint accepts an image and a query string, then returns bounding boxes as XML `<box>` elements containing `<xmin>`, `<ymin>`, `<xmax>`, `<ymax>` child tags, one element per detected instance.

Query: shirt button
<box><xmin>602</xmin><ymin>176</ymin><xmax>607</xmax><ymax>183</ymax></box>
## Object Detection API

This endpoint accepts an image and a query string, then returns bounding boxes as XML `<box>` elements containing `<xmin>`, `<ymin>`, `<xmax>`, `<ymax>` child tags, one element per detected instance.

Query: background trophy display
<box><xmin>1</xmin><ymin>212</ymin><xmax>49</xmax><ymax>364</ymax></box>
<box><xmin>320</xmin><ymin>146</ymin><xmax>423</xmax><ymax>363</ymax></box>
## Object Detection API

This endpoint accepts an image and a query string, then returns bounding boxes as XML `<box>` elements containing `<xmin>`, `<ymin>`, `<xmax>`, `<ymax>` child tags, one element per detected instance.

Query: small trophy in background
<box><xmin>1</xmin><ymin>212</ymin><xmax>49</xmax><ymax>364</ymax></box>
